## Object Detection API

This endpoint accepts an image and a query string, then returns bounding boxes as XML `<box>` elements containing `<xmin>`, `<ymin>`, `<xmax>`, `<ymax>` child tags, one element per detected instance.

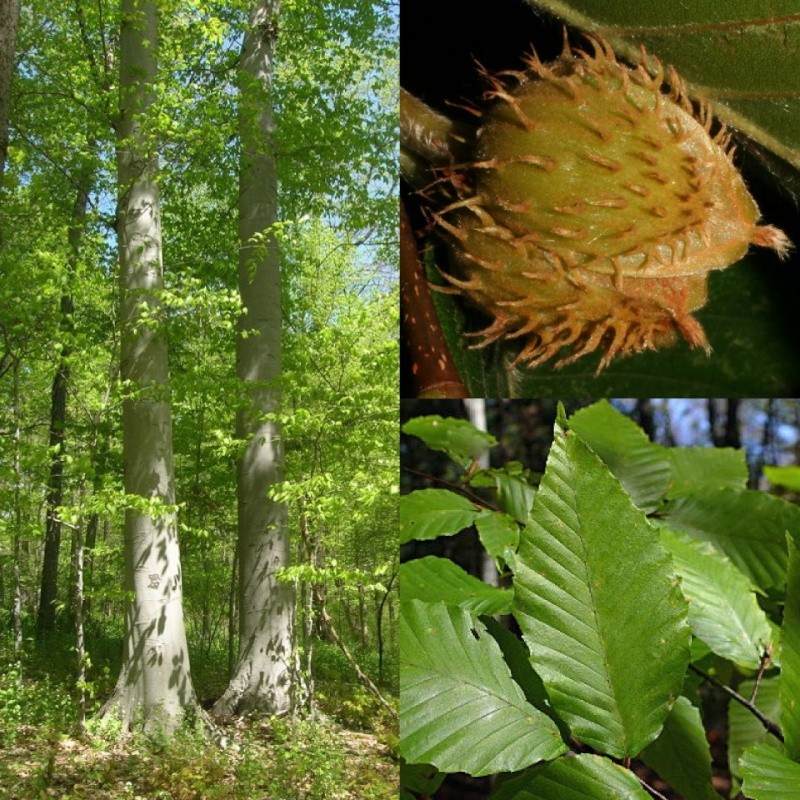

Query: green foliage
<box><xmin>257</xmin><ymin>717</ymin><xmax>349</xmax><ymax>800</ymax></box>
<box><xmin>491</xmin><ymin>753</ymin><xmax>651</xmax><ymax>800</ymax></box>
<box><xmin>658</xmin><ymin>526</ymin><xmax>773</xmax><ymax>670</ymax></box>
<box><xmin>639</xmin><ymin>696</ymin><xmax>720</xmax><ymax>800</ymax></box>
<box><xmin>401</xmin><ymin>415</ymin><xmax>497</xmax><ymax>467</ymax></box>
<box><xmin>513</xmin><ymin>415</ymin><xmax>690</xmax><ymax>758</ymax></box>
<box><xmin>665</xmin><ymin>489</ymin><xmax>800</xmax><ymax>591</ymax></box>
<box><xmin>782</xmin><ymin>536</ymin><xmax>800</xmax><ymax>758</ymax></box>
<box><xmin>740</xmin><ymin>743</ymin><xmax>800</xmax><ymax>800</ymax></box>
<box><xmin>0</xmin><ymin>712</ymin><xmax>396</xmax><ymax>800</ymax></box>
<box><xmin>400</xmin><ymin>601</ymin><xmax>565</xmax><ymax>775</ymax></box>
<box><xmin>400</xmin><ymin>555</ymin><xmax>513</xmax><ymax>615</ymax></box>
<box><xmin>729</xmin><ymin>677</ymin><xmax>782</xmax><ymax>783</ymax></box>
<box><xmin>399</xmin><ymin>488</ymin><xmax>478</xmax><ymax>544</ymax></box>
<box><xmin>764</xmin><ymin>466</ymin><xmax>800</xmax><ymax>492</ymax></box>
<box><xmin>568</xmin><ymin>400</ymin><xmax>671</xmax><ymax>512</ymax></box>
<box><xmin>400</xmin><ymin>402</ymin><xmax>797</xmax><ymax>799</ymax></box>
<box><xmin>0</xmin><ymin>662</ymin><xmax>75</xmax><ymax>746</ymax></box>
<box><xmin>0</xmin><ymin>0</ymin><xmax>397</xmax><ymax>791</ymax></box>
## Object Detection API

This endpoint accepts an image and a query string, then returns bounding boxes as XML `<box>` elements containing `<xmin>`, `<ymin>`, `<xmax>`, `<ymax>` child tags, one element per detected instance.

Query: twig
<box><xmin>402</xmin><ymin>467</ymin><xmax>501</xmax><ymax>512</ymax></box>
<box><xmin>749</xmin><ymin>647</ymin><xmax>772</xmax><ymax>703</ymax></box>
<box><xmin>638</xmin><ymin>777</ymin><xmax>670</xmax><ymax>800</ymax></box>
<box><xmin>400</xmin><ymin>88</ymin><xmax>463</xmax><ymax>168</ymax></box>
<box><xmin>400</xmin><ymin>198</ymin><xmax>467</xmax><ymax>398</ymax></box>
<box><xmin>690</xmin><ymin>663</ymin><xmax>784</xmax><ymax>742</ymax></box>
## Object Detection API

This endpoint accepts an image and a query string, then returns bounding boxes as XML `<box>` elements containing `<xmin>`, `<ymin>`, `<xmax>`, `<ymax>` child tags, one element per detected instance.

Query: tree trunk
<box><xmin>75</xmin><ymin>518</ymin><xmax>87</xmax><ymax>727</ymax></box>
<box><xmin>0</xmin><ymin>0</ymin><xmax>20</xmax><ymax>188</ymax></box>
<box><xmin>464</xmin><ymin>399</ymin><xmax>498</xmax><ymax>586</ymax></box>
<box><xmin>213</xmin><ymin>0</ymin><xmax>292</xmax><ymax>717</ymax></box>
<box><xmin>11</xmin><ymin>356</ymin><xmax>22</xmax><ymax>656</ymax></box>
<box><xmin>38</xmin><ymin>172</ymin><xmax>93</xmax><ymax>635</ymax></box>
<box><xmin>83</xmin><ymin>419</ymin><xmax>112</xmax><ymax>622</ymax></box>
<box><xmin>376</xmin><ymin>570</ymin><xmax>396</xmax><ymax>684</ymax></box>
<box><xmin>99</xmin><ymin>0</ymin><xmax>199</xmax><ymax>736</ymax></box>
<box><xmin>724</xmin><ymin>399</ymin><xmax>741</xmax><ymax>449</ymax></box>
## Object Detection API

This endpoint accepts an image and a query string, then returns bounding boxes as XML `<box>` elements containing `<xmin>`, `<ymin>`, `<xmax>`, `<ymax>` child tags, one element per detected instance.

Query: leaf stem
<box><xmin>689</xmin><ymin>663</ymin><xmax>784</xmax><ymax>742</ymax></box>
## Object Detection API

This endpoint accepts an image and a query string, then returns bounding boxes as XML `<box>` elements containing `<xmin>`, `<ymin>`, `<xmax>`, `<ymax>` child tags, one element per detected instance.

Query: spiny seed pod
<box><xmin>434</xmin><ymin>36</ymin><xmax>791</xmax><ymax>372</ymax></box>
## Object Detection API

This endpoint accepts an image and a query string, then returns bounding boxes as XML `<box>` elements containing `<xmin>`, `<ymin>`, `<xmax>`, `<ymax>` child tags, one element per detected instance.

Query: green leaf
<box><xmin>400</xmin><ymin>761</ymin><xmax>445</xmax><ymax>795</ymax></box>
<box><xmin>765</xmin><ymin>466</ymin><xmax>800</xmax><ymax>492</ymax></box>
<box><xmin>492</xmin><ymin>470</ymin><xmax>536</xmax><ymax>524</ymax></box>
<box><xmin>476</xmin><ymin>509</ymin><xmax>520</xmax><ymax>561</ymax></box>
<box><xmin>659</xmin><ymin>526</ymin><xmax>773</xmax><ymax>670</ymax></box>
<box><xmin>489</xmin><ymin>753</ymin><xmax>651</xmax><ymax>800</ymax></box>
<box><xmin>568</xmin><ymin>400</ymin><xmax>670</xmax><ymax>512</ymax></box>
<box><xmin>729</xmin><ymin>677</ymin><xmax>783</xmax><ymax>782</ymax></box>
<box><xmin>400</xmin><ymin>556</ymin><xmax>513</xmax><ymax>615</ymax></box>
<box><xmin>402</xmin><ymin>415</ymin><xmax>497</xmax><ymax>468</ymax></box>
<box><xmin>663</xmin><ymin>489</ymin><xmax>800</xmax><ymax>591</ymax></box>
<box><xmin>512</xmin><ymin>420</ymin><xmax>690</xmax><ymax>758</ymax></box>
<box><xmin>640</xmin><ymin>696</ymin><xmax>720</xmax><ymax>800</ymax></box>
<box><xmin>400</xmin><ymin>489</ymin><xmax>479</xmax><ymax>544</ymax></box>
<box><xmin>481</xmin><ymin>616</ymin><xmax>570</xmax><ymax>740</ymax></box>
<box><xmin>740</xmin><ymin>743</ymin><xmax>800</xmax><ymax>800</ymax></box>
<box><xmin>400</xmin><ymin>600</ymin><xmax>566</xmax><ymax>776</ymax></box>
<box><xmin>666</xmin><ymin>446</ymin><xmax>748</xmax><ymax>499</ymax></box>
<box><xmin>781</xmin><ymin>535</ymin><xmax>800</xmax><ymax>759</ymax></box>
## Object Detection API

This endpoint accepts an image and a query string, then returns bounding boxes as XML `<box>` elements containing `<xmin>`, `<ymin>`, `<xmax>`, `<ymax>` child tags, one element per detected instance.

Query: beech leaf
<box><xmin>512</xmin><ymin>419</ymin><xmax>690</xmax><ymax>757</ymax></box>
<box><xmin>400</xmin><ymin>600</ymin><xmax>566</xmax><ymax>776</ymax></box>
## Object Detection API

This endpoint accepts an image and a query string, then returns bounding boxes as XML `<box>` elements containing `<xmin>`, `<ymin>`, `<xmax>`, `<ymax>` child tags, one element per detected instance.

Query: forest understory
<box><xmin>0</xmin><ymin>628</ymin><xmax>398</xmax><ymax>800</ymax></box>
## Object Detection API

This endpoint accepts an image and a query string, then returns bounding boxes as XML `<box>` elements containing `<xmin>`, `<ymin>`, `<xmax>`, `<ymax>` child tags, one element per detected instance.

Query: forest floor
<box><xmin>0</xmin><ymin>714</ymin><xmax>397</xmax><ymax>800</ymax></box>
<box><xmin>0</xmin><ymin>632</ymin><xmax>399</xmax><ymax>800</ymax></box>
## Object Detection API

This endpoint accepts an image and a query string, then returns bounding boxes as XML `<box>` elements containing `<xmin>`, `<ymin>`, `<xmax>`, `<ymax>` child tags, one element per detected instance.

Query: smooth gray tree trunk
<box><xmin>0</xmin><ymin>0</ymin><xmax>20</xmax><ymax>189</ymax></box>
<box><xmin>463</xmin><ymin>399</ymin><xmax>499</xmax><ymax>587</ymax></box>
<box><xmin>213</xmin><ymin>0</ymin><xmax>293</xmax><ymax>716</ymax></box>
<box><xmin>99</xmin><ymin>0</ymin><xmax>199</xmax><ymax>736</ymax></box>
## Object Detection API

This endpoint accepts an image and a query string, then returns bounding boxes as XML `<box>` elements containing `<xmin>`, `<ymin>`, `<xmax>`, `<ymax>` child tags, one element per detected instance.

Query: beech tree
<box><xmin>0</xmin><ymin>0</ymin><xmax>19</xmax><ymax>188</ymax></box>
<box><xmin>99</xmin><ymin>0</ymin><xmax>199</xmax><ymax>734</ymax></box>
<box><xmin>213</xmin><ymin>0</ymin><xmax>292</xmax><ymax>716</ymax></box>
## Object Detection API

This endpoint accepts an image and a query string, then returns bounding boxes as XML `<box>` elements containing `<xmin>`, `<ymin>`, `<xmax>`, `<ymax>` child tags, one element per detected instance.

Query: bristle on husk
<box><xmin>434</xmin><ymin>34</ymin><xmax>791</xmax><ymax>371</ymax></box>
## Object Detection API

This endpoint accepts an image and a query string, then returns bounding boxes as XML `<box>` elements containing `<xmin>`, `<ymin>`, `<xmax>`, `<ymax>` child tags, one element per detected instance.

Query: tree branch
<box><xmin>690</xmin><ymin>663</ymin><xmax>784</xmax><ymax>742</ymax></box>
<box><xmin>402</xmin><ymin>466</ymin><xmax>501</xmax><ymax>512</ymax></box>
<box><xmin>10</xmin><ymin>127</ymin><xmax>97</xmax><ymax>212</ymax></box>
<box><xmin>400</xmin><ymin>198</ymin><xmax>467</xmax><ymax>398</ymax></box>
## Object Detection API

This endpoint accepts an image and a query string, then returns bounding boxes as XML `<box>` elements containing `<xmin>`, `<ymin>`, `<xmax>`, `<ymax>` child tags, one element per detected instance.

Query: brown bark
<box><xmin>401</xmin><ymin>198</ymin><xmax>468</xmax><ymax>398</ymax></box>
<box><xmin>0</xmin><ymin>0</ymin><xmax>20</xmax><ymax>188</ymax></box>
<box><xmin>38</xmin><ymin>173</ymin><xmax>93</xmax><ymax>634</ymax></box>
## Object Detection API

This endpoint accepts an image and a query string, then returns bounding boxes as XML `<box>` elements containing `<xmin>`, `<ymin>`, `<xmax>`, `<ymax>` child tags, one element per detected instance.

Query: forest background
<box><xmin>0</xmin><ymin>1</ymin><xmax>398</xmax><ymax>798</ymax></box>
